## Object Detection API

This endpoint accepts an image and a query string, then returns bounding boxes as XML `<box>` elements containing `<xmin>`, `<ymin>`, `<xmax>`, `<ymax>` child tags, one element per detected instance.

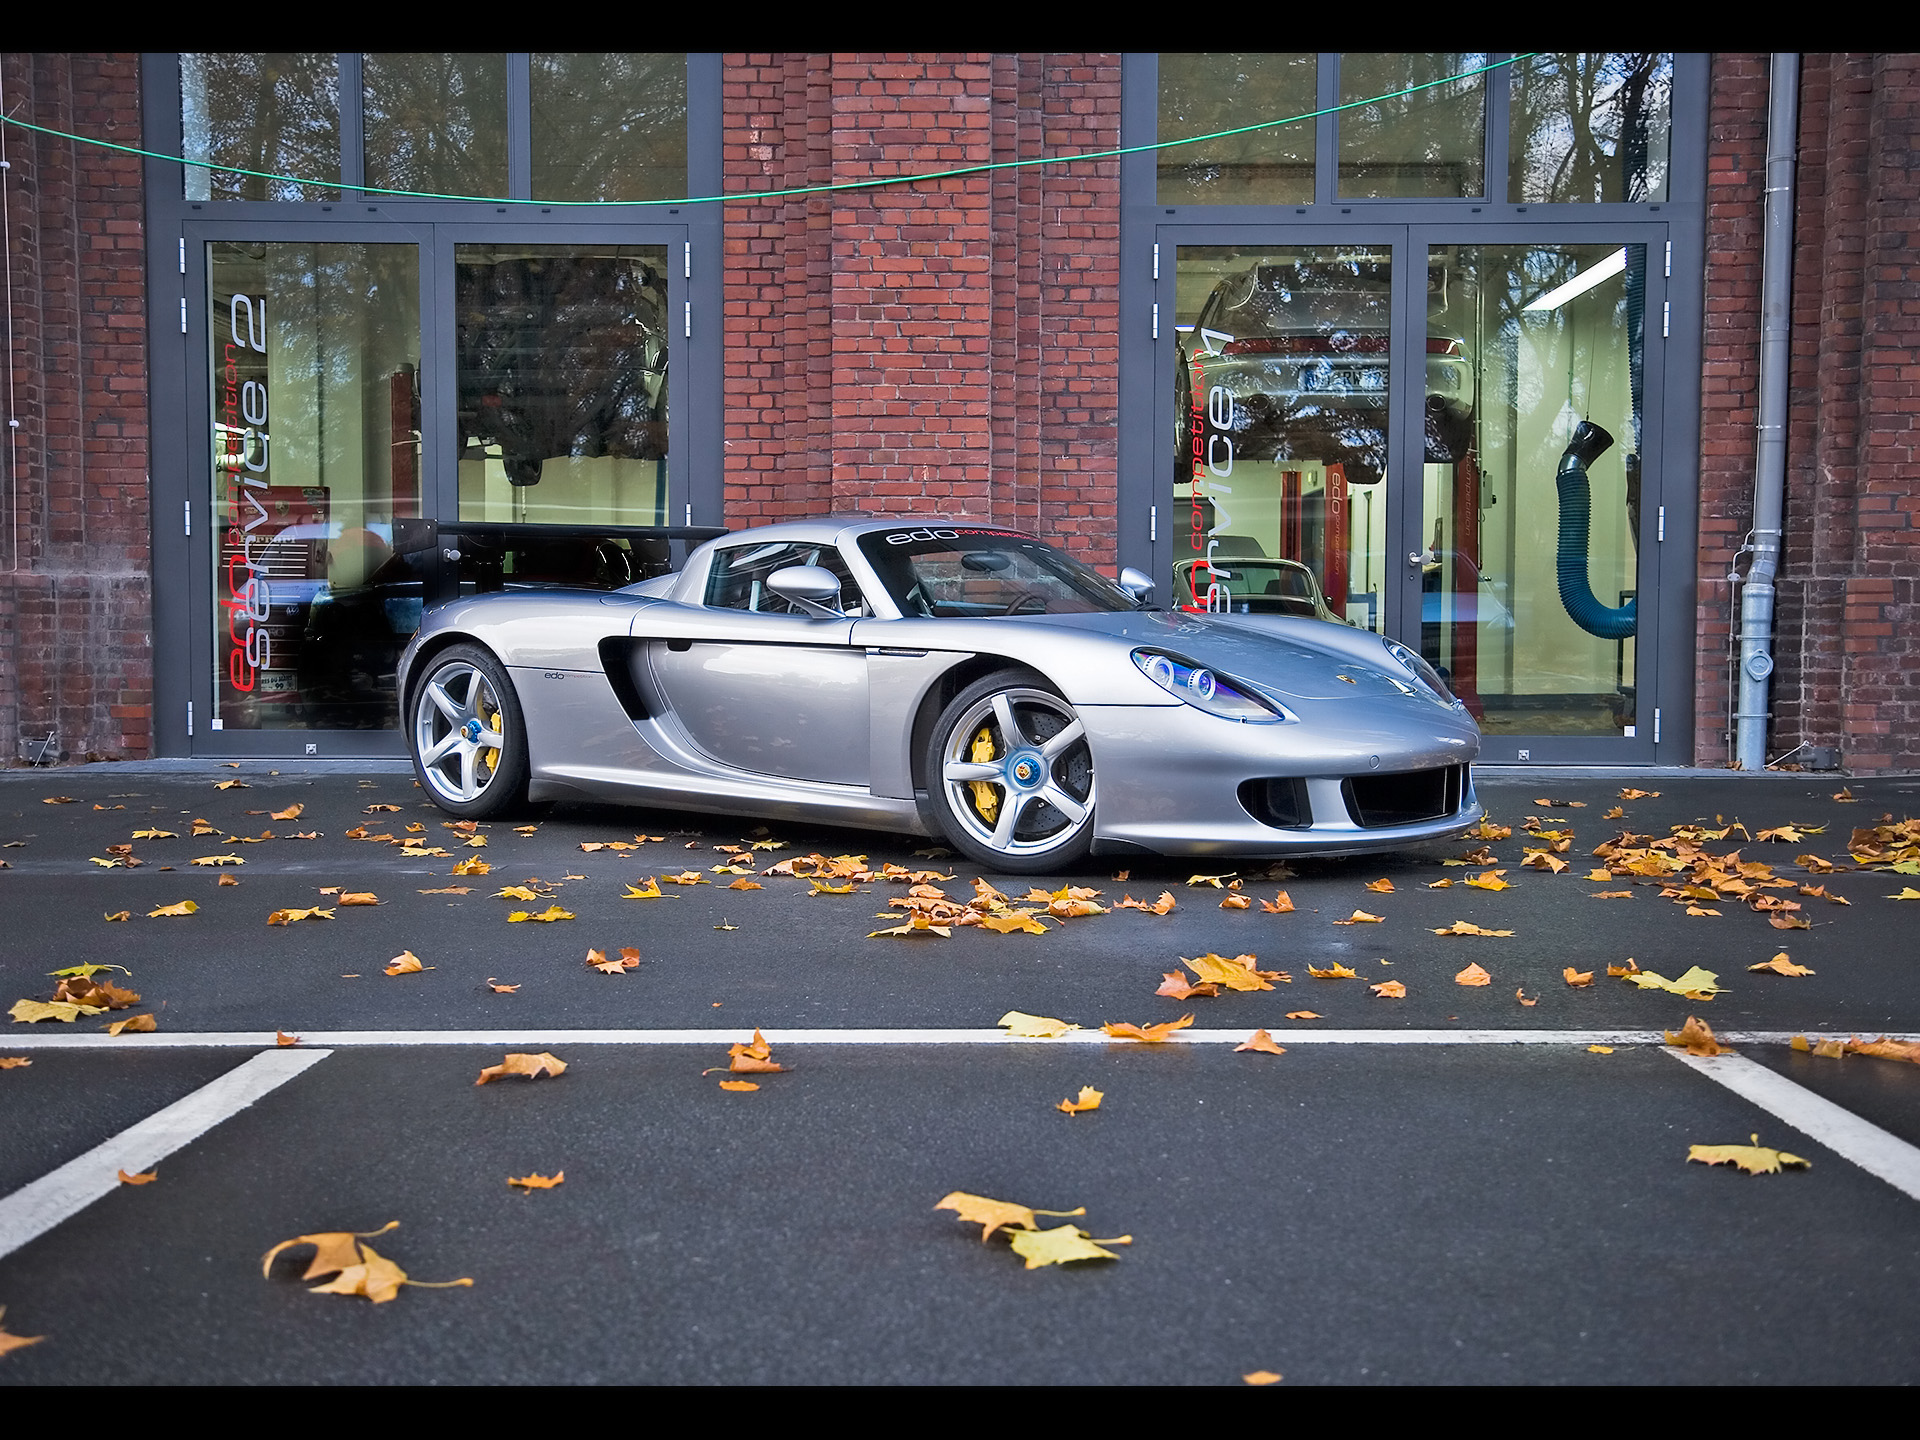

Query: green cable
<box><xmin>0</xmin><ymin>55</ymin><xmax>1533</xmax><ymax>208</ymax></box>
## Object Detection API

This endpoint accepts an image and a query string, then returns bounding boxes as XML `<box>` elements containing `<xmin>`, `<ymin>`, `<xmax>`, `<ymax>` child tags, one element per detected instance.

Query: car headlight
<box><xmin>1384</xmin><ymin>640</ymin><xmax>1467</xmax><ymax>711</ymax></box>
<box><xmin>1133</xmin><ymin>650</ymin><xmax>1290</xmax><ymax>723</ymax></box>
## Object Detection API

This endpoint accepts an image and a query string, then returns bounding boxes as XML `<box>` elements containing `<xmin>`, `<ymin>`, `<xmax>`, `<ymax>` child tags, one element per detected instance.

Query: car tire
<box><xmin>924</xmin><ymin>670</ymin><xmax>1097</xmax><ymax>875</ymax></box>
<box><xmin>408</xmin><ymin>643</ymin><xmax>532</xmax><ymax>819</ymax></box>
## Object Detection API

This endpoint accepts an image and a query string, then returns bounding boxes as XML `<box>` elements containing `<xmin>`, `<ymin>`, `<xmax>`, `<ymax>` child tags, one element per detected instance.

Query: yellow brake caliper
<box><xmin>479</xmin><ymin>706</ymin><xmax>501</xmax><ymax>773</ymax></box>
<box><xmin>968</xmin><ymin>726</ymin><xmax>999</xmax><ymax>824</ymax></box>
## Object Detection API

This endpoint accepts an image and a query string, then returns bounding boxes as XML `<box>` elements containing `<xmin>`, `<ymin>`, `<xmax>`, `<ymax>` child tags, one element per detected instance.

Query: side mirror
<box><xmin>1118</xmin><ymin>566</ymin><xmax>1155</xmax><ymax>604</ymax></box>
<box><xmin>766</xmin><ymin>564</ymin><xmax>844</xmax><ymax>618</ymax></box>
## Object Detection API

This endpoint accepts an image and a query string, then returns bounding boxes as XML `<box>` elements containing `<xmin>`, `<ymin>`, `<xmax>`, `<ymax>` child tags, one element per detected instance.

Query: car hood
<box><xmin>1021</xmin><ymin>609</ymin><xmax>1461</xmax><ymax>707</ymax></box>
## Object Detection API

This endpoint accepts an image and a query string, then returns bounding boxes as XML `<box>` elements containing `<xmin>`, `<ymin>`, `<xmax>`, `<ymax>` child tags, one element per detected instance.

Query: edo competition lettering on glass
<box><xmin>216</xmin><ymin>291</ymin><xmax>273</xmax><ymax>695</ymax></box>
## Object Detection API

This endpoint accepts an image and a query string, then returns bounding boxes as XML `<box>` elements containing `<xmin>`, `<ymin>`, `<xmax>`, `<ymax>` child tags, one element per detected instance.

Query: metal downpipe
<box><xmin>1735</xmin><ymin>53</ymin><xmax>1800</xmax><ymax>772</ymax></box>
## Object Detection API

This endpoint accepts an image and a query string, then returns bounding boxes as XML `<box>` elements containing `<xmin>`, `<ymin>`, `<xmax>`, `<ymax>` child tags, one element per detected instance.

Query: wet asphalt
<box><xmin>0</xmin><ymin>763</ymin><xmax>1916</xmax><ymax>1384</ymax></box>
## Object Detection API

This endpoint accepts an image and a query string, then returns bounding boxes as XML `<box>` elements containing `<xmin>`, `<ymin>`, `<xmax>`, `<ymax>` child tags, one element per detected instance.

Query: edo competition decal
<box><xmin>882</xmin><ymin>528</ymin><xmax>1026</xmax><ymax>545</ymax></box>
<box><xmin>1186</xmin><ymin>332</ymin><xmax>1236</xmax><ymax>613</ymax></box>
<box><xmin>215</xmin><ymin>291</ymin><xmax>271</xmax><ymax>695</ymax></box>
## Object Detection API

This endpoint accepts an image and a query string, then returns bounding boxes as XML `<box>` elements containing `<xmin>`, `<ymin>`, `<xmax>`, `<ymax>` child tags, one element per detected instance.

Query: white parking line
<box><xmin>2</xmin><ymin>1027</ymin><xmax>1912</xmax><ymax>1049</ymax></box>
<box><xmin>0</xmin><ymin>1049</ymin><xmax>330</xmax><ymax>1261</ymax></box>
<box><xmin>1666</xmin><ymin>1050</ymin><xmax>1920</xmax><ymax>1201</ymax></box>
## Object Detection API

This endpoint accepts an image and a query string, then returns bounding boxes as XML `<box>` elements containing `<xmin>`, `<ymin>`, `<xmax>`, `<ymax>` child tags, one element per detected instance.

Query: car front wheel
<box><xmin>925</xmin><ymin>672</ymin><xmax>1096</xmax><ymax>874</ymax></box>
<box><xmin>409</xmin><ymin>644</ymin><xmax>530</xmax><ymax>818</ymax></box>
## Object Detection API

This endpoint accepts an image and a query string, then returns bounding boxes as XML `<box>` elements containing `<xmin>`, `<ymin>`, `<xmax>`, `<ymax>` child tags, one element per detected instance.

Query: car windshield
<box><xmin>1178</xmin><ymin>560</ymin><xmax>1323</xmax><ymax>617</ymax></box>
<box><xmin>856</xmin><ymin>528</ymin><xmax>1136</xmax><ymax>617</ymax></box>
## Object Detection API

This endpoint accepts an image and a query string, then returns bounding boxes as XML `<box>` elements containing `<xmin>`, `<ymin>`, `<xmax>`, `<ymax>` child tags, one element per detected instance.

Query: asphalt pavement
<box><xmin>1</xmin><ymin>762</ymin><xmax>1917</xmax><ymax>1384</ymax></box>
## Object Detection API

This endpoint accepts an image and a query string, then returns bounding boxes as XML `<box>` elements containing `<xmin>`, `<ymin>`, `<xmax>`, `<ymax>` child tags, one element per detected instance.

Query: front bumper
<box><xmin>1084</xmin><ymin>703</ymin><xmax>1482</xmax><ymax>858</ymax></box>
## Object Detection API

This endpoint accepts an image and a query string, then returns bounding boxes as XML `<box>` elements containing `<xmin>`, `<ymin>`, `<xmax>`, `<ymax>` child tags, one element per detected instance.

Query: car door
<box><xmin>641</xmin><ymin>541</ymin><xmax>871</xmax><ymax>786</ymax></box>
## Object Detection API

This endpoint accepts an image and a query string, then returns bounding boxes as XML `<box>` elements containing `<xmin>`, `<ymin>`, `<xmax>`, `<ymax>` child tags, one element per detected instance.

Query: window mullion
<box><xmin>507</xmin><ymin>53</ymin><xmax>532</xmax><ymax>199</ymax></box>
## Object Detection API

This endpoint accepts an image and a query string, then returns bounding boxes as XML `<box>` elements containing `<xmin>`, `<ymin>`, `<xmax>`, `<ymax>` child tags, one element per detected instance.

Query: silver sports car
<box><xmin>397</xmin><ymin>519</ymin><xmax>1482</xmax><ymax>872</ymax></box>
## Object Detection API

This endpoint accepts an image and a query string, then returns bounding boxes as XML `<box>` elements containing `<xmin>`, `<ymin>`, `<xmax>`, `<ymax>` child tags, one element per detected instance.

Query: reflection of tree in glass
<box><xmin>456</xmin><ymin>252</ymin><xmax>669</xmax><ymax>487</ymax></box>
<box><xmin>1509</xmin><ymin>54</ymin><xmax>1672</xmax><ymax>204</ymax></box>
<box><xmin>363</xmin><ymin>54</ymin><xmax>509</xmax><ymax>197</ymax></box>
<box><xmin>531</xmin><ymin>53</ymin><xmax>688</xmax><ymax>203</ymax></box>
<box><xmin>183</xmin><ymin>52</ymin><xmax>339</xmax><ymax>202</ymax></box>
<box><xmin>1339</xmin><ymin>53</ymin><xmax>1489</xmax><ymax>199</ymax></box>
<box><xmin>1156</xmin><ymin>53</ymin><xmax>1316</xmax><ymax>205</ymax></box>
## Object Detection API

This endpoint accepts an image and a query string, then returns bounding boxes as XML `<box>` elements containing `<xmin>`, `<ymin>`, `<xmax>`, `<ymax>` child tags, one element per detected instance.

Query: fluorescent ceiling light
<box><xmin>1524</xmin><ymin>247</ymin><xmax>1627</xmax><ymax>312</ymax></box>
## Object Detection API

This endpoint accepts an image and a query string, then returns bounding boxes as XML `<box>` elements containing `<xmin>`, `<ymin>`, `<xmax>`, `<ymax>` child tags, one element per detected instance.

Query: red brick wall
<box><xmin>0</xmin><ymin>52</ymin><xmax>152</xmax><ymax>763</ymax></box>
<box><xmin>720</xmin><ymin>53</ymin><xmax>1121</xmax><ymax>565</ymax></box>
<box><xmin>1701</xmin><ymin>53</ymin><xmax>1920</xmax><ymax>772</ymax></box>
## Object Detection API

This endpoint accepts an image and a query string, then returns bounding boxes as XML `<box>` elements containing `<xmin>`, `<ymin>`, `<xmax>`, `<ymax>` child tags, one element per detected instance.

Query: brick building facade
<box><xmin>1</xmin><ymin>52</ymin><xmax>1916</xmax><ymax>769</ymax></box>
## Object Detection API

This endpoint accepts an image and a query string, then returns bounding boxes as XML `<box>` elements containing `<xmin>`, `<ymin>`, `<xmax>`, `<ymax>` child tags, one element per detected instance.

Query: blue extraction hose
<box><xmin>1554</xmin><ymin>420</ymin><xmax>1637</xmax><ymax>640</ymax></box>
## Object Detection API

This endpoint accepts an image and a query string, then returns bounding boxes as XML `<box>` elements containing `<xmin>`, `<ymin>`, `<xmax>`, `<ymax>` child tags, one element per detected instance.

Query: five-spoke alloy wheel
<box><xmin>925</xmin><ymin>671</ymin><xmax>1096</xmax><ymax>872</ymax></box>
<box><xmin>409</xmin><ymin>644</ymin><xmax>530</xmax><ymax>817</ymax></box>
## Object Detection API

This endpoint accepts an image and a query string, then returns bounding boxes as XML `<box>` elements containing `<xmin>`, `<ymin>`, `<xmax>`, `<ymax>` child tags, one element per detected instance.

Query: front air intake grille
<box><xmin>1238</xmin><ymin>777</ymin><xmax>1313</xmax><ymax>830</ymax></box>
<box><xmin>1341</xmin><ymin>764</ymin><xmax>1466</xmax><ymax>828</ymax></box>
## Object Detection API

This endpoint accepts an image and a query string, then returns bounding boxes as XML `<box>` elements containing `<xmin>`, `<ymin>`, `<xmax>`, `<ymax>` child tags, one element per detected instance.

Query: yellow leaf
<box><xmin>1370</xmin><ymin>980</ymin><xmax>1407</xmax><ymax>998</ymax></box>
<box><xmin>1522</xmin><ymin>852</ymin><xmax>1570</xmax><ymax>874</ymax></box>
<box><xmin>718</xmin><ymin>1080</ymin><xmax>759</xmax><ymax>1092</ymax></box>
<box><xmin>362</xmin><ymin>803</ymin><xmax>401</xmax><ymax>813</ymax></box>
<box><xmin>383</xmin><ymin>951</ymin><xmax>427</xmax><ymax>976</ymax></box>
<box><xmin>1235</xmin><ymin>1029</ymin><xmax>1286</xmax><ymax>1054</ymax></box>
<box><xmin>508</xmin><ymin>1172</ymin><xmax>565</xmax><ymax>1190</ymax></box>
<box><xmin>1619</xmin><ymin>788</ymin><xmax>1658</xmax><ymax>800</ymax></box>
<box><xmin>493</xmin><ymin>885</ymin><xmax>540</xmax><ymax>901</ymax></box>
<box><xmin>1183</xmin><ymin>952</ymin><xmax>1284</xmax><ymax>991</ymax></box>
<box><xmin>1427</xmin><ymin>878</ymin><xmax>1454</xmax><ymax>889</ymax></box>
<box><xmin>1006</xmin><ymin>1225</ymin><xmax>1131</xmax><ymax>1269</ymax></box>
<box><xmin>191</xmin><ymin>855</ymin><xmax>244</xmax><ymax>867</ymax></box>
<box><xmin>1463</xmin><ymin>870</ymin><xmax>1511</xmax><ymax>891</ymax></box>
<box><xmin>623</xmin><ymin>878</ymin><xmax>664</xmax><ymax>900</ymax></box>
<box><xmin>266</xmin><ymin>907</ymin><xmax>334</xmax><ymax>926</ymax></box>
<box><xmin>1102</xmin><ymin>1014</ymin><xmax>1194</xmax><ymax>1043</ymax></box>
<box><xmin>807</xmin><ymin>877</ymin><xmax>853</xmax><ymax>894</ymax></box>
<box><xmin>1888</xmin><ymin>887</ymin><xmax>1920</xmax><ymax>901</ymax></box>
<box><xmin>1431</xmin><ymin>920</ymin><xmax>1514</xmax><ymax>937</ymax></box>
<box><xmin>1586</xmin><ymin>868</ymin><xmax>1612</xmax><ymax>882</ymax></box>
<box><xmin>105</xmin><ymin>1014</ymin><xmax>157</xmax><ymax>1036</ymax></box>
<box><xmin>1749</xmin><ymin>952</ymin><xmax>1814</xmax><ymax>976</ymax></box>
<box><xmin>1365</xmin><ymin>878</ymin><xmax>1395</xmax><ymax>893</ymax></box>
<box><xmin>869</xmin><ymin>915</ymin><xmax>952</xmax><ymax>938</ymax></box>
<box><xmin>147</xmin><ymin>900</ymin><xmax>198</xmax><ymax>917</ymax></box>
<box><xmin>1186</xmin><ymin>873</ymin><xmax>1235</xmax><ymax>888</ymax></box>
<box><xmin>10</xmin><ymin>998</ymin><xmax>106</xmax><ymax>1023</ymax></box>
<box><xmin>104</xmin><ymin>910</ymin><xmax>130</xmax><ymax>922</ymax></box>
<box><xmin>1665</xmin><ymin>1016</ymin><xmax>1731</xmax><ymax>1055</ymax></box>
<box><xmin>337</xmin><ymin>892</ymin><xmax>380</xmax><ymax>907</ymax></box>
<box><xmin>1307</xmin><ymin>962</ymin><xmax>1358</xmax><ymax>979</ymax></box>
<box><xmin>42</xmin><ymin>795</ymin><xmax>78</xmax><ymax>804</ymax></box>
<box><xmin>1332</xmin><ymin>909</ymin><xmax>1384</xmax><ymax>925</ymax></box>
<box><xmin>132</xmin><ymin>828</ymin><xmax>176</xmax><ymax>840</ymax></box>
<box><xmin>1588</xmin><ymin>1045</ymin><xmax>1614</xmax><ymax>1054</ymax></box>
<box><xmin>269</xmin><ymin>804</ymin><xmax>304</xmax><ymax>821</ymax></box>
<box><xmin>979</xmin><ymin>909</ymin><xmax>1049</xmax><ymax>935</ymax></box>
<box><xmin>213</xmin><ymin>779</ymin><xmax>249</xmax><ymax>790</ymax></box>
<box><xmin>997</xmin><ymin>1011</ymin><xmax>1078</xmax><ymax>1038</ymax></box>
<box><xmin>1688</xmin><ymin>1134</ymin><xmax>1810</xmax><ymax>1175</ymax></box>
<box><xmin>1056</xmin><ymin>1086</ymin><xmax>1104</xmax><ymax>1115</ymax></box>
<box><xmin>1284</xmin><ymin>1011</ymin><xmax>1321</xmax><ymax>1020</ymax></box>
<box><xmin>1629</xmin><ymin>966</ymin><xmax>1726</xmax><ymax>999</ymax></box>
<box><xmin>1604</xmin><ymin>807</ymin><xmax>1626</xmax><ymax>820</ymax></box>
<box><xmin>935</xmin><ymin>1192</ymin><xmax>1086</xmax><ymax>1241</ymax></box>
<box><xmin>451</xmin><ymin>856</ymin><xmax>492</xmax><ymax>876</ymax></box>
<box><xmin>1454</xmin><ymin>962</ymin><xmax>1493</xmax><ymax>987</ymax></box>
<box><xmin>89</xmin><ymin>857</ymin><xmax>122</xmax><ymax>868</ymax></box>
<box><xmin>475</xmin><ymin>1052</ymin><xmax>567</xmax><ymax>1085</ymax></box>
<box><xmin>507</xmin><ymin>905</ymin><xmax>574</xmax><ymax>923</ymax></box>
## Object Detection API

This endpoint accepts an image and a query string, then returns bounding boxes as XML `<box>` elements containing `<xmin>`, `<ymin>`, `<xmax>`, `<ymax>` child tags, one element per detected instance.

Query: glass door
<box><xmin>1163</xmin><ymin>225</ymin><xmax>1664</xmax><ymax>759</ymax></box>
<box><xmin>1404</xmin><ymin>234</ymin><xmax>1662</xmax><ymax>755</ymax></box>
<box><xmin>1170</xmin><ymin>238</ymin><xmax>1401</xmax><ymax>634</ymax></box>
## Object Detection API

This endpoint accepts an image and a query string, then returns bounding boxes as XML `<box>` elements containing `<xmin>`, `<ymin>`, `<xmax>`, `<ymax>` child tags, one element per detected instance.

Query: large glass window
<box><xmin>1173</xmin><ymin>246</ymin><xmax>1405</xmax><ymax>631</ymax></box>
<box><xmin>455</xmin><ymin>243</ymin><xmax>671</xmax><ymax>526</ymax></box>
<box><xmin>1421</xmin><ymin>243</ymin><xmax>1646</xmax><ymax>734</ymax></box>
<box><xmin>181</xmin><ymin>53</ymin><xmax>339</xmax><ymax>202</ymax></box>
<box><xmin>363</xmin><ymin>53</ymin><xmax>509</xmax><ymax>199</ymax></box>
<box><xmin>531</xmin><ymin>54</ymin><xmax>688</xmax><ymax>203</ymax></box>
<box><xmin>1338</xmin><ymin>53</ymin><xmax>1488</xmax><ymax>199</ymax></box>
<box><xmin>1509</xmin><ymin>54</ymin><xmax>1673</xmax><ymax>204</ymax></box>
<box><xmin>1157</xmin><ymin>54</ymin><xmax>1317</xmax><ymax>206</ymax></box>
<box><xmin>207</xmin><ymin>242</ymin><xmax>421</xmax><ymax>731</ymax></box>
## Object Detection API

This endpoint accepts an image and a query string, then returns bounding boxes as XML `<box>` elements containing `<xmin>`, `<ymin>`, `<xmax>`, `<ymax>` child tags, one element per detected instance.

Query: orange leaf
<box><xmin>1156</xmin><ymin>971</ymin><xmax>1218</xmax><ymax>1000</ymax></box>
<box><xmin>1056</xmin><ymin>1085</ymin><xmax>1105</xmax><ymax>1114</ymax></box>
<box><xmin>1365</xmin><ymin>878</ymin><xmax>1395</xmax><ymax>893</ymax></box>
<box><xmin>1432</xmin><ymin>920</ymin><xmax>1514</xmax><ymax>937</ymax></box>
<box><xmin>0</xmin><ymin>1056</ymin><xmax>32</xmax><ymax>1069</ymax></box>
<box><xmin>1307</xmin><ymin>962</ymin><xmax>1358</xmax><ymax>979</ymax></box>
<box><xmin>1234</xmin><ymin>1029</ymin><xmax>1286</xmax><ymax>1055</ymax></box>
<box><xmin>1768</xmin><ymin>913</ymin><xmax>1811</xmax><ymax>930</ymax></box>
<box><xmin>1748</xmin><ymin>952</ymin><xmax>1814</xmax><ymax>976</ymax></box>
<box><xmin>1427</xmin><ymin>878</ymin><xmax>1454</xmax><ymax>889</ymax></box>
<box><xmin>1665</xmin><ymin>1016</ymin><xmax>1730</xmax><ymax>1056</ymax></box>
<box><xmin>718</xmin><ymin>1080</ymin><xmax>760</xmax><ymax>1092</ymax></box>
<box><xmin>1370</xmin><ymin>980</ymin><xmax>1407</xmax><ymax>998</ymax></box>
<box><xmin>508</xmin><ymin>1171</ymin><xmax>565</xmax><ymax>1189</ymax></box>
<box><xmin>1515</xmin><ymin>987</ymin><xmax>1537</xmax><ymax>1007</ymax></box>
<box><xmin>338</xmin><ymin>892</ymin><xmax>380</xmax><ymax>906</ymax></box>
<box><xmin>276</xmin><ymin>1030</ymin><xmax>301</xmax><ymax>1046</ymax></box>
<box><xmin>484</xmin><ymin>979</ymin><xmax>519</xmax><ymax>994</ymax></box>
<box><xmin>978</xmin><ymin>909</ymin><xmax>1049</xmax><ymax>935</ymax></box>
<box><xmin>270</xmin><ymin>804</ymin><xmax>304</xmax><ymax>821</ymax></box>
<box><xmin>106</xmin><ymin>1014</ymin><xmax>157</xmax><ymax>1036</ymax></box>
<box><xmin>118</xmin><ymin>1168</ymin><xmax>158</xmax><ymax>1185</ymax></box>
<box><xmin>1244</xmin><ymin>1371</ymin><xmax>1283</xmax><ymax>1386</ymax></box>
<box><xmin>1101</xmin><ymin>1014</ymin><xmax>1195</xmax><ymax>1043</ymax></box>
<box><xmin>1332</xmin><ymin>909</ymin><xmax>1384</xmax><ymax>925</ymax></box>
<box><xmin>384</xmin><ymin>950</ymin><xmax>427</xmax><ymax>977</ymax></box>
<box><xmin>1454</xmin><ymin>962</ymin><xmax>1492</xmax><ymax>986</ymax></box>
<box><xmin>475</xmin><ymin>1051</ymin><xmax>568</xmax><ymax>1085</ymax></box>
<box><xmin>1563</xmin><ymin>967</ymin><xmax>1594</xmax><ymax>987</ymax></box>
<box><xmin>587</xmin><ymin>947</ymin><xmax>640</xmax><ymax>974</ymax></box>
<box><xmin>147</xmin><ymin>900</ymin><xmax>198</xmax><ymax>917</ymax></box>
<box><xmin>1115</xmin><ymin>891</ymin><xmax>1177</xmax><ymax>915</ymax></box>
<box><xmin>103</xmin><ymin>911</ymin><xmax>130</xmax><ymax>922</ymax></box>
<box><xmin>267</xmin><ymin>906</ymin><xmax>334</xmax><ymax>926</ymax></box>
<box><xmin>1219</xmin><ymin>892</ymin><xmax>1251</xmax><ymax>910</ymax></box>
<box><xmin>1284</xmin><ymin>1010</ymin><xmax>1322</xmax><ymax>1020</ymax></box>
<box><xmin>727</xmin><ymin>878</ymin><xmax>763</xmax><ymax>891</ymax></box>
<box><xmin>1261</xmin><ymin>891</ymin><xmax>1296</xmax><ymax>913</ymax></box>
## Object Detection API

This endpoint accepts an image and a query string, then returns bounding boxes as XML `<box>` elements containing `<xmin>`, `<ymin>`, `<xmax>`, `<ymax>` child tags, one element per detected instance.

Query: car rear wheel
<box><xmin>925</xmin><ymin>671</ymin><xmax>1096</xmax><ymax>874</ymax></box>
<box><xmin>409</xmin><ymin>644</ymin><xmax>530</xmax><ymax>818</ymax></box>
